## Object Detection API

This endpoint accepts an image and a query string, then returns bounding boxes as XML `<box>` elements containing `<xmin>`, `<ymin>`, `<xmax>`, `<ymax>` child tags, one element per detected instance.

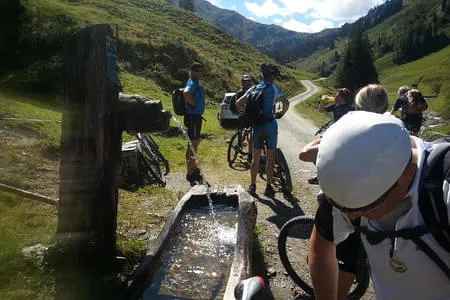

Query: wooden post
<box><xmin>57</xmin><ymin>24</ymin><xmax>121</xmax><ymax>259</ymax></box>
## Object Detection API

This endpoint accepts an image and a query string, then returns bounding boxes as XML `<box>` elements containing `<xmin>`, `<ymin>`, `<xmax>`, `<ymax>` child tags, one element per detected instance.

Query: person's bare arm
<box><xmin>308</xmin><ymin>225</ymin><xmax>339</xmax><ymax>300</ymax></box>
<box><xmin>183</xmin><ymin>90</ymin><xmax>196</xmax><ymax>107</ymax></box>
<box><xmin>318</xmin><ymin>97</ymin><xmax>327</xmax><ymax>113</ymax></box>
<box><xmin>299</xmin><ymin>138</ymin><xmax>321</xmax><ymax>163</ymax></box>
<box><xmin>235</xmin><ymin>94</ymin><xmax>247</xmax><ymax>112</ymax></box>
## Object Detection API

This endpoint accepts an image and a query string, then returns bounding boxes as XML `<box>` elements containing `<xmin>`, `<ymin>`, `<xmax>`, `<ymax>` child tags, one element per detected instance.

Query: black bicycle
<box><xmin>259</xmin><ymin>148</ymin><xmax>293</xmax><ymax>196</ymax></box>
<box><xmin>227</xmin><ymin>126</ymin><xmax>292</xmax><ymax>196</ymax></box>
<box><xmin>227</xmin><ymin>125</ymin><xmax>252</xmax><ymax>170</ymax></box>
<box><xmin>278</xmin><ymin>215</ymin><xmax>370</xmax><ymax>300</ymax></box>
<box><xmin>120</xmin><ymin>133</ymin><xmax>169</xmax><ymax>189</ymax></box>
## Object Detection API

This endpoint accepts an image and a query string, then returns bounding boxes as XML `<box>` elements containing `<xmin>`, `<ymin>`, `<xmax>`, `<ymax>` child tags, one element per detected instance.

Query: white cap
<box><xmin>316</xmin><ymin>111</ymin><xmax>411</xmax><ymax>209</ymax></box>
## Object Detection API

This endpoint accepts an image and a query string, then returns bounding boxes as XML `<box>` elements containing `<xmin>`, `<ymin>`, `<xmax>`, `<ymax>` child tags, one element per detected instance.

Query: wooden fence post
<box><xmin>57</xmin><ymin>24</ymin><xmax>121</xmax><ymax>259</ymax></box>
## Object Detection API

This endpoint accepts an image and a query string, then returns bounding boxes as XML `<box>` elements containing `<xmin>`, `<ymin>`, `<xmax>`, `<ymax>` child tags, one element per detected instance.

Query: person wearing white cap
<box><xmin>308</xmin><ymin>111</ymin><xmax>450</xmax><ymax>300</ymax></box>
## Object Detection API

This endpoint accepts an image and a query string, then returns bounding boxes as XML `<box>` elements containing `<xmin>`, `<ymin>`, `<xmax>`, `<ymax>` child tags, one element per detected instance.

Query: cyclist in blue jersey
<box><xmin>183</xmin><ymin>62</ymin><xmax>205</xmax><ymax>184</ymax></box>
<box><xmin>236</xmin><ymin>63</ymin><xmax>289</xmax><ymax>197</ymax></box>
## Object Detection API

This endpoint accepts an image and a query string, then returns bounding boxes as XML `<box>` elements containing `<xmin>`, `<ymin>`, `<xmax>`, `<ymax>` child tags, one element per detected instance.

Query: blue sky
<box><xmin>206</xmin><ymin>0</ymin><xmax>387</xmax><ymax>33</ymax></box>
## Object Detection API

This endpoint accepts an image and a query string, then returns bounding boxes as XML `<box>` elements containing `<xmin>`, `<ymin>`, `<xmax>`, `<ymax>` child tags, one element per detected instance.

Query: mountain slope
<box><xmin>0</xmin><ymin>0</ymin><xmax>312</xmax><ymax>103</ymax></box>
<box><xmin>377</xmin><ymin>45</ymin><xmax>450</xmax><ymax>118</ymax></box>
<box><xmin>195</xmin><ymin>0</ymin><xmax>404</xmax><ymax>63</ymax></box>
<box><xmin>292</xmin><ymin>0</ymin><xmax>450</xmax><ymax>76</ymax></box>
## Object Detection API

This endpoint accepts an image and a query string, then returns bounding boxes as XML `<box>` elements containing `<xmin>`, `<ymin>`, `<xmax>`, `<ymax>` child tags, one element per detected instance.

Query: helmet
<box><xmin>260</xmin><ymin>63</ymin><xmax>280</xmax><ymax>77</ymax></box>
<box><xmin>241</xmin><ymin>74</ymin><xmax>253</xmax><ymax>84</ymax></box>
<box><xmin>316</xmin><ymin>111</ymin><xmax>411</xmax><ymax>210</ymax></box>
<box><xmin>398</xmin><ymin>86</ymin><xmax>409</xmax><ymax>96</ymax></box>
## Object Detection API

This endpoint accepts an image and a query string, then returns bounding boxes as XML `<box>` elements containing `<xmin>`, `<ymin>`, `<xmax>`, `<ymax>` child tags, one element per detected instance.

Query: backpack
<box><xmin>245</xmin><ymin>85</ymin><xmax>273</xmax><ymax>127</ymax></box>
<box><xmin>172</xmin><ymin>88</ymin><xmax>186</xmax><ymax>116</ymax></box>
<box><xmin>355</xmin><ymin>142</ymin><xmax>450</xmax><ymax>278</ymax></box>
<box><xmin>407</xmin><ymin>95</ymin><xmax>428</xmax><ymax>115</ymax></box>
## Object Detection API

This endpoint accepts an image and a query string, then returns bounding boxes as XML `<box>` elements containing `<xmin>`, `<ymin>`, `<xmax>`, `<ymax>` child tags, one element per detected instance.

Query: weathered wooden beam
<box><xmin>0</xmin><ymin>182</ymin><xmax>58</xmax><ymax>205</ymax></box>
<box><xmin>58</xmin><ymin>24</ymin><xmax>121</xmax><ymax>258</ymax></box>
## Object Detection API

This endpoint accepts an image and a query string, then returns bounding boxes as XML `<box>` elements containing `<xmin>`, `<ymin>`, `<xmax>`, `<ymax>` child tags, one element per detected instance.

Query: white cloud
<box><xmin>231</xmin><ymin>5</ymin><xmax>237</xmax><ymax>10</ymax></box>
<box><xmin>273</xmin><ymin>18</ymin><xmax>283</xmax><ymax>24</ymax></box>
<box><xmin>244</xmin><ymin>0</ymin><xmax>291</xmax><ymax>18</ymax></box>
<box><xmin>244</xmin><ymin>0</ymin><xmax>386</xmax><ymax>21</ymax></box>
<box><xmin>206</xmin><ymin>0</ymin><xmax>222</xmax><ymax>7</ymax></box>
<box><xmin>282</xmin><ymin>19</ymin><xmax>335</xmax><ymax>33</ymax></box>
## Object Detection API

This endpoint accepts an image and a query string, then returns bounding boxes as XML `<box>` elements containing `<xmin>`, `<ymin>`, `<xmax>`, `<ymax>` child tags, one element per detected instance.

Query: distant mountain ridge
<box><xmin>195</xmin><ymin>0</ymin><xmax>404</xmax><ymax>63</ymax></box>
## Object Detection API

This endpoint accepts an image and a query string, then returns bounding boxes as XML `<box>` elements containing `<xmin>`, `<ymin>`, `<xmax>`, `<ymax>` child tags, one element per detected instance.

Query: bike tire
<box><xmin>142</xmin><ymin>134</ymin><xmax>170</xmax><ymax>176</ymax></box>
<box><xmin>238</xmin><ymin>128</ymin><xmax>250</xmax><ymax>156</ymax></box>
<box><xmin>227</xmin><ymin>130</ymin><xmax>241</xmax><ymax>167</ymax></box>
<box><xmin>137</xmin><ymin>150</ymin><xmax>161</xmax><ymax>186</ymax></box>
<box><xmin>275</xmin><ymin>148</ymin><xmax>292</xmax><ymax>195</ymax></box>
<box><xmin>278</xmin><ymin>215</ymin><xmax>370</xmax><ymax>300</ymax></box>
<box><xmin>137</xmin><ymin>137</ymin><xmax>166</xmax><ymax>187</ymax></box>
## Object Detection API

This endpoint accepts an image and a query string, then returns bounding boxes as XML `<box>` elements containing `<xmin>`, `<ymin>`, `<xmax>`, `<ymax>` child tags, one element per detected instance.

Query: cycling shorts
<box><xmin>184</xmin><ymin>114</ymin><xmax>202</xmax><ymax>140</ymax></box>
<box><xmin>252</xmin><ymin>121</ymin><xmax>277</xmax><ymax>149</ymax></box>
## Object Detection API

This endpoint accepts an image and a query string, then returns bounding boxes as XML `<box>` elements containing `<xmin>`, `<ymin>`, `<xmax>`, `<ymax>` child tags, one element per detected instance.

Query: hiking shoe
<box><xmin>248</xmin><ymin>184</ymin><xmax>256</xmax><ymax>195</ymax></box>
<box><xmin>264</xmin><ymin>184</ymin><xmax>275</xmax><ymax>197</ymax></box>
<box><xmin>307</xmin><ymin>176</ymin><xmax>319</xmax><ymax>185</ymax></box>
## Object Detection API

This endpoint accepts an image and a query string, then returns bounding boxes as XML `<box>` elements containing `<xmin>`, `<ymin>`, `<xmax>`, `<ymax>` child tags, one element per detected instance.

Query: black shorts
<box><xmin>184</xmin><ymin>114</ymin><xmax>202</xmax><ymax>140</ymax></box>
<box><xmin>402</xmin><ymin>114</ymin><xmax>423</xmax><ymax>132</ymax></box>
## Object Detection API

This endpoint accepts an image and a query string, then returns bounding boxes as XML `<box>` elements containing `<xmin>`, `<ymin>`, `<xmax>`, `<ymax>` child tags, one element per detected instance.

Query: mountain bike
<box><xmin>227</xmin><ymin>125</ymin><xmax>252</xmax><ymax>169</ymax></box>
<box><xmin>278</xmin><ymin>215</ymin><xmax>370</xmax><ymax>300</ymax></box>
<box><xmin>227</xmin><ymin>125</ymin><xmax>293</xmax><ymax>196</ymax></box>
<box><xmin>259</xmin><ymin>147</ymin><xmax>293</xmax><ymax>196</ymax></box>
<box><xmin>120</xmin><ymin>133</ymin><xmax>170</xmax><ymax>189</ymax></box>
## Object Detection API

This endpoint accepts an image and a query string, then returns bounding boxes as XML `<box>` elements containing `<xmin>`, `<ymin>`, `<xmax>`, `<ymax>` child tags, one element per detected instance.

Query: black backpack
<box><xmin>172</xmin><ymin>88</ymin><xmax>186</xmax><ymax>116</ymax></box>
<box><xmin>245</xmin><ymin>85</ymin><xmax>273</xmax><ymax>127</ymax></box>
<box><xmin>355</xmin><ymin>143</ymin><xmax>450</xmax><ymax>278</ymax></box>
<box><xmin>172</xmin><ymin>86</ymin><xmax>199</xmax><ymax>116</ymax></box>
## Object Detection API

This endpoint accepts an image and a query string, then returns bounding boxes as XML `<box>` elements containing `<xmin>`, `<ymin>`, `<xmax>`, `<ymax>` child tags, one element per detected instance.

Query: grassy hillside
<box><xmin>1</xmin><ymin>0</ymin><xmax>314</xmax><ymax>104</ymax></box>
<box><xmin>292</xmin><ymin>0</ymin><xmax>449</xmax><ymax>73</ymax></box>
<box><xmin>377</xmin><ymin>45</ymin><xmax>450</xmax><ymax>118</ymax></box>
<box><xmin>291</xmin><ymin>0</ymin><xmax>449</xmax><ymax>119</ymax></box>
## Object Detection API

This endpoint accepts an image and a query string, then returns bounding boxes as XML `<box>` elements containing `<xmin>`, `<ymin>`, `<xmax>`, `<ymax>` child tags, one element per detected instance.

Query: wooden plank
<box><xmin>0</xmin><ymin>182</ymin><xmax>58</xmax><ymax>206</ymax></box>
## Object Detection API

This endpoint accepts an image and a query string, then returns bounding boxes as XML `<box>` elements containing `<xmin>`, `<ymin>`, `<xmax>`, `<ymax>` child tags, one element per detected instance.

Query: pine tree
<box><xmin>333</xmin><ymin>24</ymin><xmax>378</xmax><ymax>91</ymax></box>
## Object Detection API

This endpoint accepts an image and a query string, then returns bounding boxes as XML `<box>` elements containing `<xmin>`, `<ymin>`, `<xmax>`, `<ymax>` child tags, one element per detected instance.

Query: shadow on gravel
<box><xmin>254</xmin><ymin>193</ymin><xmax>306</xmax><ymax>231</ymax></box>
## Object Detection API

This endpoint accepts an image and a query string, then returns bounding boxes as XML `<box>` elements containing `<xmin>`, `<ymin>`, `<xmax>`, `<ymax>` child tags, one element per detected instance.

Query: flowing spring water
<box><xmin>142</xmin><ymin>204</ymin><xmax>238</xmax><ymax>299</ymax></box>
<box><xmin>171</xmin><ymin>116</ymin><xmax>216</xmax><ymax>217</ymax></box>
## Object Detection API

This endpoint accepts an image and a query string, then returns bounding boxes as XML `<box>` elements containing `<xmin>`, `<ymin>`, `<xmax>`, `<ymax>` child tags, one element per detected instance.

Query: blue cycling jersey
<box><xmin>184</xmin><ymin>78</ymin><xmax>205</xmax><ymax>115</ymax></box>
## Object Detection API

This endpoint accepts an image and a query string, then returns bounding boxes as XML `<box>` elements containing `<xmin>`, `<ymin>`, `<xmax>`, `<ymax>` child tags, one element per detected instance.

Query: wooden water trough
<box><xmin>125</xmin><ymin>184</ymin><xmax>257</xmax><ymax>300</ymax></box>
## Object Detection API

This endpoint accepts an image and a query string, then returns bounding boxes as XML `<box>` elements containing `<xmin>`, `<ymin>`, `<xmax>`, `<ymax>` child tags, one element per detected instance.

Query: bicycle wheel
<box><xmin>278</xmin><ymin>215</ymin><xmax>370</xmax><ymax>300</ymax></box>
<box><xmin>142</xmin><ymin>134</ymin><xmax>170</xmax><ymax>176</ymax></box>
<box><xmin>227</xmin><ymin>130</ymin><xmax>241</xmax><ymax>167</ymax></box>
<box><xmin>238</xmin><ymin>128</ymin><xmax>250</xmax><ymax>156</ymax></box>
<box><xmin>137</xmin><ymin>136</ymin><xmax>166</xmax><ymax>187</ymax></box>
<box><xmin>274</xmin><ymin>148</ymin><xmax>292</xmax><ymax>195</ymax></box>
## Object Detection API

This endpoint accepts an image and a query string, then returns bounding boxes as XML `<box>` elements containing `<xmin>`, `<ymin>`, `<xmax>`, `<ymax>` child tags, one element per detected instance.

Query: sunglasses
<box><xmin>327</xmin><ymin>181</ymin><xmax>398</xmax><ymax>214</ymax></box>
<box><xmin>327</xmin><ymin>153</ymin><xmax>412</xmax><ymax>214</ymax></box>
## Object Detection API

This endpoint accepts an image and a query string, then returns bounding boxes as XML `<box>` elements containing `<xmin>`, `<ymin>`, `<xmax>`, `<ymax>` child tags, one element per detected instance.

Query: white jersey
<box><xmin>315</xmin><ymin>137</ymin><xmax>450</xmax><ymax>300</ymax></box>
